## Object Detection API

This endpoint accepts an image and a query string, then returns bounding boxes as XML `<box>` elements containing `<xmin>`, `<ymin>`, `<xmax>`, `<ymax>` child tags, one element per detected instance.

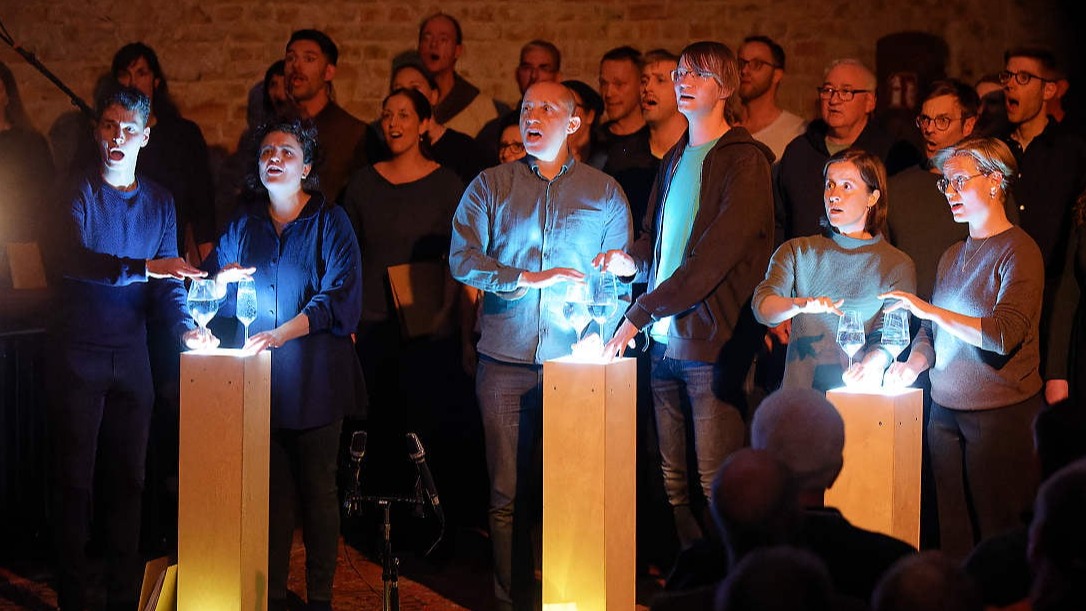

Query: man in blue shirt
<box><xmin>450</xmin><ymin>80</ymin><xmax>632</xmax><ymax>610</ymax></box>
<box><xmin>601</xmin><ymin>41</ymin><xmax>775</xmax><ymax>548</ymax></box>
<box><xmin>50</xmin><ymin>87</ymin><xmax>212</xmax><ymax>611</ymax></box>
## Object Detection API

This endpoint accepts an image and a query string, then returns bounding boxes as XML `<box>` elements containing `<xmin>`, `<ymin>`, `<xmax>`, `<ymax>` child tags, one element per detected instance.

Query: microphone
<box><xmin>406</xmin><ymin>432</ymin><xmax>444</xmax><ymax>525</ymax></box>
<box><xmin>343</xmin><ymin>430</ymin><xmax>367</xmax><ymax>516</ymax></box>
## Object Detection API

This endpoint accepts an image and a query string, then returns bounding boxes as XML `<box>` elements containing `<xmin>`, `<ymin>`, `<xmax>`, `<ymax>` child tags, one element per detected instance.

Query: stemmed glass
<box><xmin>236</xmin><ymin>278</ymin><xmax>258</xmax><ymax>344</ymax></box>
<box><xmin>187</xmin><ymin>278</ymin><xmax>223</xmax><ymax>338</ymax></box>
<box><xmin>587</xmin><ymin>269</ymin><xmax>618</xmax><ymax>334</ymax></box>
<box><xmin>562</xmin><ymin>283</ymin><xmax>591</xmax><ymax>340</ymax></box>
<box><xmin>880</xmin><ymin>310</ymin><xmax>910</xmax><ymax>361</ymax></box>
<box><xmin>836</xmin><ymin>309</ymin><xmax>866</xmax><ymax>371</ymax></box>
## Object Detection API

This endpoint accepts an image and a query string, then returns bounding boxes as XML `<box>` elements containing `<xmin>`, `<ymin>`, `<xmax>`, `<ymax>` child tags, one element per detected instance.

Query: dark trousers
<box><xmin>268</xmin><ymin>420</ymin><xmax>343</xmax><ymax>604</ymax></box>
<box><xmin>50</xmin><ymin>344</ymin><xmax>154</xmax><ymax>610</ymax></box>
<box><xmin>475</xmin><ymin>357</ymin><xmax>543</xmax><ymax>610</ymax></box>
<box><xmin>929</xmin><ymin>394</ymin><xmax>1041</xmax><ymax>560</ymax></box>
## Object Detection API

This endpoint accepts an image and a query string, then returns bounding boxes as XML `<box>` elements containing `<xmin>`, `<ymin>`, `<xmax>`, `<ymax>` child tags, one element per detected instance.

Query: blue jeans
<box><xmin>650</xmin><ymin>344</ymin><xmax>744</xmax><ymax>545</ymax></box>
<box><xmin>476</xmin><ymin>356</ymin><xmax>543</xmax><ymax>609</ymax></box>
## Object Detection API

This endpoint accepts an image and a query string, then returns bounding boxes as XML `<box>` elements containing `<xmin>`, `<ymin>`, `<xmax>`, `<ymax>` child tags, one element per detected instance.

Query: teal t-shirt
<box><xmin>650</xmin><ymin>137</ymin><xmax>719</xmax><ymax>343</ymax></box>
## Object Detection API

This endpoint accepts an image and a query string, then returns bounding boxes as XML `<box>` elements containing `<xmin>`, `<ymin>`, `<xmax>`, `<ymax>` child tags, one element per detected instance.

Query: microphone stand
<box><xmin>342</xmin><ymin>432</ymin><xmax>445</xmax><ymax>611</ymax></box>
<box><xmin>0</xmin><ymin>16</ymin><xmax>94</xmax><ymax>119</ymax></box>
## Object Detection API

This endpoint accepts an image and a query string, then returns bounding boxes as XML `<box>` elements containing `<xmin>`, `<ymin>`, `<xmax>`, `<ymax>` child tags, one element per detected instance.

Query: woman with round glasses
<box><xmin>753</xmin><ymin>148</ymin><xmax>916</xmax><ymax>392</ymax></box>
<box><xmin>880</xmin><ymin>136</ymin><xmax>1044</xmax><ymax>560</ymax></box>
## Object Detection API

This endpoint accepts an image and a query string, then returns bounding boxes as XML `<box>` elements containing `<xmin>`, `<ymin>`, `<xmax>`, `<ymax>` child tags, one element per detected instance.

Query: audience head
<box><xmin>1001</xmin><ymin>46</ymin><xmax>1062</xmax><ymax>127</ymax></box>
<box><xmin>599</xmin><ymin>46</ymin><xmax>643</xmax><ymax>127</ymax></box>
<box><xmin>418</xmin><ymin>13</ymin><xmax>463</xmax><ymax>77</ymax></box>
<box><xmin>710</xmin><ymin>448</ymin><xmax>801</xmax><ymax>567</ymax></box>
<box><xmin>562</xmin><ymin>79</ymin><xmax>604</xmax><ymax>160</ymax></box>
<box><xmin>715</xmin><ymin>546</ymin><xmax>836</xmax><ymax>611</ymax></box>
<box><xmin>391</xmin><ymin>62</ymin><xmax>441</xmax><ymax>108</ymax></box>
<box><xmin>737</xmin><ymin>35</ymin><xmax>786</xmax><ymax>104</ymax></box>
<box><xmin>916</xmin><ymin>79</ymin><xmax>980</xmax><ymax>161</ymax></box>
<box><xmin>248</xmin><ymin>119</ymin><xmax>320</xmax><ymax>193</ymax></box>
<box><xmin>498</xmin><ymin>111</ymin><xmax>526</xmax><ymax>164</ymax></box>
<box><xmin>94</xmin><ymin>86</ymin><xmax>151</xmax><ymax>176</ymax></box>
<box><xmin>640</xmin><ymin>49</ymin><xmax>681</xmax><ymax>126</ymax></box>
<box><xmin>675</xmin><ymin>41</ymin><xmax>740</xmax><ymax>121</ymax></box>
<box><xmin>822</xmin><ymin>148</ymin><xmax>888</xmax><ymax>237</ymax></box>
<box><xmin>973</xmin><ymin>74</ymin><xmax>1009</xmax><ymax>136</ymax></box>
<box><xmin>111</xmin><ymin>42</ymin><xmax>177</xmax><ymax>117</ymax></box>
<box><xmin>262</xmin><ymin>60</ymin><xmax>289</xmax><ymax>119</ymax></box>
<box><xmin>751</xmin><ymin>388</ymin><xmax>845</xmax><ymax>496</ymax></box>
<box><xmin>0</xmin><ymin>61</ymin><xmax>32</xmax><ymax>130</ymax></box>
<box><xmin>871</xmin><ymin>551</ymin><xmax>982</xmax><ymax>611</ymax></box>
<box><xmin>382</xmin><ymin>87</ymin><xmax>434</xmax><ymax>160</ymax></box>
<box><xmin>1028</xmin><ymin>457</ymin><xmax>1086</xmax><ymax>611</ymax></box>
<box><xmin>285</xmin><ymin>29</ymin><xmax>338</xmax><ymax>105</ymax></box>
<box><xmin>520</xmin><ymin>81</ymin><xmax>579</xmax><ymax>162</ymax></box>
<box><xmin>516</xmin><ymin>40</ymin><xmax>561</xmax><ymax>94</ymax></box>
<box><xmin>819</xmin><ymin>59</ymin><xmax>877</xmax><ymax>137</ymax></box>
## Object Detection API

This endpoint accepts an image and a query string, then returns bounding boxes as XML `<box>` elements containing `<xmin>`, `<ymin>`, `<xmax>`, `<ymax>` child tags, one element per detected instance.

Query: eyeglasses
<box><xmin>817</xmin><ymin>86</ymin><xmax>871</xmax><ymax>101</ymax></box>
<box><xmin>738</xmin><ymin>58</ymin><xmax>780</xmax><ymax>72</ymax></box>
<box><xmin>671</xmin><ymin>67</ymin><xmax>721</xmax><ymax>83</ymax></box>
<box><xmin>936</xmin><ymin>173</ymin><xmax>986</xmax><ymax>194</ymax></box>
<box><xmin>998</xmin><ymin>70</ymin><xmax>1051</xmax><ymax>86</ymax></box>
<box><xmin>915</xmin><ymin>114</ymin><xmax>972</xmax><ymax>131</ymax></box>
<box><xmin>499</xmin><ymin>141</ymin><xmax>525</xmax><ymax>154</ymax></box>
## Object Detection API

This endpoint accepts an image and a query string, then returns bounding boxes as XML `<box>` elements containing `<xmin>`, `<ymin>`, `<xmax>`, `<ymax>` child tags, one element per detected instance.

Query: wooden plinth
<box><xmin>542</xmin><ymin>357</ymin><xmax>636</xmax><ymax>611</ymax></box>
<box><xmin>825</xmin><ymin>387</ymin><xmax>922</xmax><ymax>547</ymax></box>
<box><xmin>179</xmin><ymin>349</ymin><xmax>271</xmax><ymax>611</ymax></box>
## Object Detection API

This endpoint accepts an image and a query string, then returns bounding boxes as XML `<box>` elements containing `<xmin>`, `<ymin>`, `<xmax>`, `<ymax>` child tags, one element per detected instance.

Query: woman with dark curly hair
<box><xmin>207</xmin><ymin>120</ymin><xmax>363</xmax><ymax>611</ymax></box>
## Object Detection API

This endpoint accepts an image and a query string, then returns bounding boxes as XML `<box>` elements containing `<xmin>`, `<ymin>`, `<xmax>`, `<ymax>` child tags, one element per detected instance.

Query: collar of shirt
<box><xmin>527</xmin><ymin>152</ymin><xmax>576</xmax><ymax>181</ymax></box>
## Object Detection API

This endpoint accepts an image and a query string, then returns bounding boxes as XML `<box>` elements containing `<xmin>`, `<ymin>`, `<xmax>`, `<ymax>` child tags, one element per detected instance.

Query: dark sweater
<box><xmin>54</xmin><ymin>173</ymin><xmax>191</xmax><ymax>349</ymax></box>
<box><xmin>312</xmin><ymin>101</ymin><xmax>368</xmax><ymax>203</ymax></box>
<box><xmin>626</xmin><ymin>127</ymin><xmax>775</xmax><ymax>363</ymax></box>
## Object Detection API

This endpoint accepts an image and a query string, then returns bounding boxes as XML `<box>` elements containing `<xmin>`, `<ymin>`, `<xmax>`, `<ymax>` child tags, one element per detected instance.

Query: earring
<box><xmin>990</xmin><ymin>187</ymin><xmax>996</xmax><ymax>198</ymax></box>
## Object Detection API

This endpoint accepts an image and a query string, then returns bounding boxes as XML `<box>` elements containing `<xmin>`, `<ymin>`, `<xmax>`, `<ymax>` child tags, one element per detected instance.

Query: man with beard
<box><xmin>736</xmin><ymin>35</ymin><xmax>805</xmax><ymax>162</ymax></box>
<box><xmin>283</xmin><ymin>29</ymin><xmax>367</xmax><ymax>201</ymax></box>
<box><xmin>418</xmin><ymin>12</ymin><xmax>502</xmax><ymax>138</ymax></box>
<box><xmin>997</xmin><ymin>46</ymin><xmax>1086</xmax><ymax>405</ymax></box>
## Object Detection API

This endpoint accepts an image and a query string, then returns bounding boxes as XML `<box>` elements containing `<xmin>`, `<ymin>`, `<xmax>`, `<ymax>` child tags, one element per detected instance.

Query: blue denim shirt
<box><xmin>450</xmin><ymin>156</ymin><xmax>632</xmax><ymax>364</ymax></box>
<box><xmin>207</xmin><ymin>193</ymin><xmax>364</xmax><ymax>429</ymax></box>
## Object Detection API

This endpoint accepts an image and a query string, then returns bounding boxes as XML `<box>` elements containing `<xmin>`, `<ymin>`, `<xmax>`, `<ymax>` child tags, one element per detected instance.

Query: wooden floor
<box><xmin>0</xmin><ymin>527</ymin><xmax>661</xmax><ymax>610</ymax></box>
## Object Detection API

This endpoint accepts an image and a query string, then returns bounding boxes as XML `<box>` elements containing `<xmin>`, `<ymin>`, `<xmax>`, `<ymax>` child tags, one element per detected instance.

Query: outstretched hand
<box><xmin>603</xmin><ymin>318</ymin><xmax>640</xmax><ymax>361</ymax></box>
<box><xmin>518</xmin><ymin>267</ymin><xmax>585</xmax><ymax>289</ymax></box>
<box><xmin>879</xmin><ymin>291</ymin><xmax>933</xmax><ymax>320</ymax></box>
<box><xmin>592</xmin><ymin>250</ymin><xmax>637</xmax><ymax>278</ymax></box>
<box><xmin>148</xmin><ymin>257</ymin><xmax>206</xmax><ymax>280</ymax></box>
<box><xmin>798</xmin><ymin>296</ymin><xmax>845</xmax><ymax>316</ymax></box>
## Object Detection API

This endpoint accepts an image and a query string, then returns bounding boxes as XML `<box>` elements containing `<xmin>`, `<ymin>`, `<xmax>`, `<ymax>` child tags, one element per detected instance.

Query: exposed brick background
<box><xmin>1</xmin><ymin>0</ymin><xmax>1079</xmax><ymax>151</ymax></box>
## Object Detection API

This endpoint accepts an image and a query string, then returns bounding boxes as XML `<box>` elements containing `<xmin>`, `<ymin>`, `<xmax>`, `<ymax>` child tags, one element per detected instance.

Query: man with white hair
<box><xmin>751</xmin><ymin>387</ymin><xmax>916</xmax><ymax>602</ymax></box>
<box><xmin>776</xmin><ymin>58</ymin><xmax>919</xmax><ymax>241</ymax></box>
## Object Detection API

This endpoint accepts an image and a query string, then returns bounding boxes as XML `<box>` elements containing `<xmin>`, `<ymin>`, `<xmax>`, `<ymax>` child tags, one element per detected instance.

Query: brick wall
<box><xmin>1</xmin><ymin>0</ymin><xmax>1076</xmax><ymax>151</ymax></box>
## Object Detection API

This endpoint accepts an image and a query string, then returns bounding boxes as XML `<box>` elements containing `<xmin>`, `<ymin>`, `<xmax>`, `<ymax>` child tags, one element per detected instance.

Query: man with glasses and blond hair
<box><xmin>997</xmin><ymin>45</ymin><xmax>1086</xmax><ymax>405</ymax></box>
<box><xmin>598</xmin><ymin>41</ymin><xmax>774</xmax><ymax>548</ymax></box>
<box><xmin>776</xmin><ymin>58</ymin><xmax>919</xmax><ymax>241</ymax></box>
<box><xmin>737</xmin><ymin>35</ymin><xmax>806</xmax><ymax>162</ymax></box>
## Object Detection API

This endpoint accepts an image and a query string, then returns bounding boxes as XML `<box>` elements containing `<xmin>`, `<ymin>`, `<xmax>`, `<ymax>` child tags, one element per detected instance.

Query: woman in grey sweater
<box><xmin>753</xmin><ymin>149</ymin><xmax>916</xmax><ymax>392</ymax></box>
<box><xmin>881</xmin><ymin>136</ymin><xmax>1044</xmax><ymax>560</ymax></box>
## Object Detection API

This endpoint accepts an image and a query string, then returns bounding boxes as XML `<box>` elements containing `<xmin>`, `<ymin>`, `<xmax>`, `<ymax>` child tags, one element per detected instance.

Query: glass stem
<box><xmin>244</xmin><ymin>323</ymin><xmax>250</xmax><ymax>344</ymax></box>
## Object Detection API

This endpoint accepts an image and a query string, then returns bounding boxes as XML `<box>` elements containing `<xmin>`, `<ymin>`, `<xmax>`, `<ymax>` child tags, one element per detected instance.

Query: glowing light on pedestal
<box><xmin>178</xmin><ymin>349</ymin><xmax>271</xmax><ymax>610</ymax></box>
<box><xmin>826</xmin><ymin>386</ymin><xmax>923</xmax><ymax>547</ymax></box>
<box><xmin>543</xmin><ymin>357</ymin><xmax>636</xmax><ymax>611</ymax></box>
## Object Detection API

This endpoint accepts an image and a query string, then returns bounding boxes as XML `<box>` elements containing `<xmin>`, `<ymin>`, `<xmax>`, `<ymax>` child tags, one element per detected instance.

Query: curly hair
<box><xmin>244</xmin><ymin>120</ymin><xmax>321</xmax><ymax>192</ymax></box>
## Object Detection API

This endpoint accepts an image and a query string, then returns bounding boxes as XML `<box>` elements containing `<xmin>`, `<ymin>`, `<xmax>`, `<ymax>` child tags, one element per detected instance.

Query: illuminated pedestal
<box><xmin>178</xmin><ymin>350</ymin><xmax>271</xmax><ymax>611</ymax></box>
<box><xmin>542</xmin><ymin>357</ymin><xmax>636</xmax><ymax>611</ymax></box>
<box><xmin>825</xmin><ymin>387</ymin><xmax>922</xmax><ymax>547</ymax></box>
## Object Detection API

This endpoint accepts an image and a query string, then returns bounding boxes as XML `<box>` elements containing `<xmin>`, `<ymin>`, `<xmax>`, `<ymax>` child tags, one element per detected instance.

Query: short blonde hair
<box><xmin>934</xmin><ymin>136</ymin><xmax>1018</xmax><ymax>193</ymax></box>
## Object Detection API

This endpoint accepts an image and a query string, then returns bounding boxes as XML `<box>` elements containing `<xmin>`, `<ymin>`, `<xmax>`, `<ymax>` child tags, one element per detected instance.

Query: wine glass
<box><xmin>187</xmin><ymin>278</ymin><xmax>223</xmax><ymax>336</ymax></box>
<box><xmin>236</xmin><ymin>278</ymin><xmax>258</xmax><ymax>344</ymax></box>
<box><xmin>562</xmin><ymin>283</ymin><xmax>591</xmax><ymax>340</ymax></box>
<box><xmin>880</xmin><ymin>310</ymin><xmax>910</xmax><ymax>361</ymax></box>
<box><xmin>836</xmin><ymin>309</ymin><xmax>866</xmax><ymax>371</ymax></box>
<box><xmin>588</xmin><ymin>269</ymin><xmax>618</xmax><ymax>334</ymax></box>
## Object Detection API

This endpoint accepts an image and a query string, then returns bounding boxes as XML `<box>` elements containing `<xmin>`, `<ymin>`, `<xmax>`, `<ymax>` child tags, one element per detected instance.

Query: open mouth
<box><xmin>108</xmin><ymin>148</ymin><xmax>125</xmax><ymax>162</ymax></box>
<box><xmin>949</xmin><ymin>202</ymin><xmax>964</xmax><ymax>214</ymax></box>
<box><xmin>524</xmin><ymin>128</ymin><xmax>543</xmax><ymax>144</ymax></box>
<box><xmin>265</xmin><ymin>165</ymin><xmax>284</xmax><ymax>177</ymax></box>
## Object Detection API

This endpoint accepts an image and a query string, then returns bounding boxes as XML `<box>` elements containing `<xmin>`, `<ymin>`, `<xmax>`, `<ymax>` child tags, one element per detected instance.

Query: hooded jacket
<box><xmin>625</xmin><ymin>126</ymin><xmax>775</xmax><ymax>363</ymax></box>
